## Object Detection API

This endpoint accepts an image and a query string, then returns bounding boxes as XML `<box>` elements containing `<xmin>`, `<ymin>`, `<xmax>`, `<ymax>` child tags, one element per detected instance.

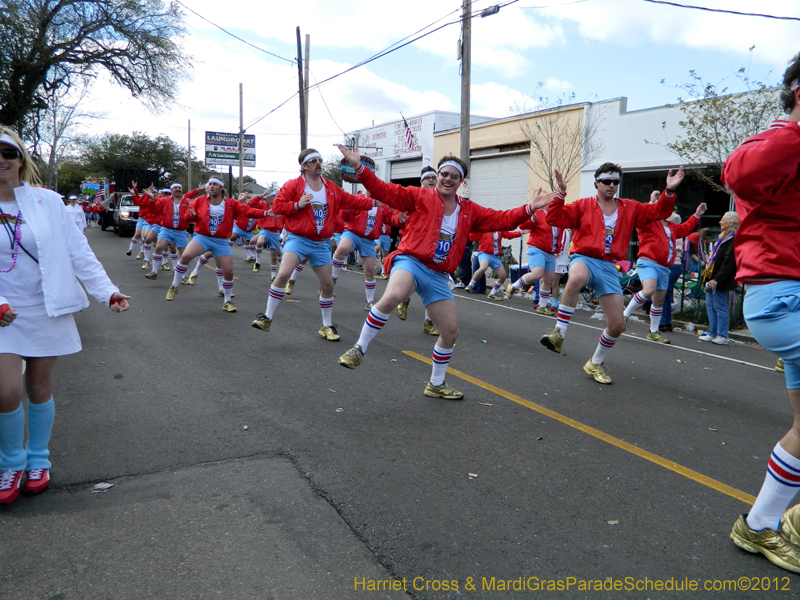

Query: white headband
<box><xmin>301</xmin><ymin>152</ymin><xmax>322</xmax><ymax>165</ymax></box>
<box><xmin>791</xmin><ymin>79</ymin><xmax>799</xmax><ymax>92</ymax></box>
<box><xmin>0</xmin><ymin>133</ymin><xmax>22</xmax><ymax>153</ymax></box>
<box><xmin>266</xmin><ymin>189</ymin><xmax>278</xmax><ymax>197</ymax></box>
<box><xmin>438</xmin><ymin>161</ymin><xmax>464</xmax><ymax>178</ymax></box>
<box><xmin>596</xmin><ymin>172</ymin><xmax>621</xmax><ymax>180</ymax></box>
<box><xmin>207</xmin><ymin>177</ymin><xmax>224</xmax><ymax>187</ymax></box>
<box><xmin>421</xmin><ymin>172</ymin><xmax>437</xmax><ymax>180</ymax></box>
<box><xmin>170</xmin><ymin>183</ymin><xmax>183</xmax><ymax>190</ymax></box>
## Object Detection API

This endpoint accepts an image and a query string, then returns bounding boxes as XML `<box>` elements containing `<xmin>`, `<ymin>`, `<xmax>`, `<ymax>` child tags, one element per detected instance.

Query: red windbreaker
<box><xmin>340</xmin><ymin>204</ymin><xmax>395</xmax><ymax>240</ymax></box>
<box><xmin>272</xmin><ymin>175</ymin><xmax>374</xmax><ymax>242</ymax></box>
<box><xmin>722</xmin><ymin>120</ymin><xmax>800</xmax><ymax>281</ymax></box>
<box><xmin>524</xmin><ymin>209</ymin><xmax>565</xmax><ymax>255</ymax></box>
<box><xmin>469</xmin><ymin>230</ymin><xmax>522</xmax><ymax>255</ymax></box>
<box><xmin>234</xmin><ymin>197</ymin><xmax>269</xmax><ymax>232</ymax></box>
<box><xmin>183</xmin><ymin>193</ymin><xmax>267</xmax><ymax>239</ymax></box>
<box><xmin>131</xmin><ymin>190</ymin><xmax>160</xmax><ymax>223</ymax></box>
<box><xmin>545</xmin><ymin>191</ymin><xmax>675</xmax><ymax>262</ymax></box>
<box><xmin>636</xmin><ymin>215</ymin><xmax>699</xmax><ymax>267</ymax></box>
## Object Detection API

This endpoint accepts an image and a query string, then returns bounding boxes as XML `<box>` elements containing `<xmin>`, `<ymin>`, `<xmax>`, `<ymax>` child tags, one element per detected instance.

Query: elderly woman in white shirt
<box><xmin>65</xmin><ymin>195</ymin><xmax>87</xmax><ymax>233</ymax></box>
<box><xmin>0</xmin><ymin>127</ymin><xmax>130</xmax><ymax>505</ymax></box>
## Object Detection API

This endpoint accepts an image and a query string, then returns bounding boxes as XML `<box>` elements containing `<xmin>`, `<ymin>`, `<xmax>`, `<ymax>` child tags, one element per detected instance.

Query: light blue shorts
<box><xmin>569</xmin><ymin>254</ymin><xmax>623</xmax><ymax>297</ymax></box>
<box><xmin>333</xmin><ymin>231</ymin><xmax>344</xmax><ymax>244</ymax></box>
<box><xmin>145</xmin><ymin>223</ymin><xmax>162</xmax><ymax>236</ymax></box>
<box><xmin>192</xmin><ymin>233</ymin><xmax>233</xmax><ymax>257</ymax></box>
<box><xmin>232</xmin><ymin>225</ymin><xmax>256</xmax><ymax>240</ymax></box>
<box><xmin>526</xmin><ymin>246</ymin><xmax>555</xmax><ymax>272</ymax></box>
<box><xmin>392</xmin><ymin>255</ymin><xmax>453</xmax><ymax>308</ymax></box>
<box><xmin>136</xmin><ymin>217</ymin><xmax>149</xmax><ymax>229</ymax></box>
<box><xmin>342</xmin><ymin>230</ymin><xmax>376</xmax><ymax>259</ymax></box>
<box><xmin>257</xmin><ymin>230</ymin><xmax>282</xmax><ymax>250</ymax></box>
<box><xmin>283</xmin><ymin>233</ymin><xmax>332</xmax><ymax>267</ymax></box>
<box><xmin>635</xmin><ymin>258</ymin><xmax>670</xmax><ymax>291</ymax></box>
<box><xmin>378</xmin><ymin>234</ymin><xmax>391</xmax><ymax>252</ymax></box>
<box><xmin>157</xmin><ymin>228</ymin><xmax>189</xmax><ymax>248</ymax></box>
<box><xmin>477</xmin><ymin>252</ymin><xmax>503</xmax><ymax>271</ymax></box>
<box><xmin>744</xmin><ymin>281</ymin><xmax>800</xmax><ymax>389</ymax></box>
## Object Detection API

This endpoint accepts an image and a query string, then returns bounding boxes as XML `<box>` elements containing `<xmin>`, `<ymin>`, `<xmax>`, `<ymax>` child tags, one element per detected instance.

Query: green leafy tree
<box><xmin>0</xmin><ymin>0</ymin><xmax>189</xmax><ymax>136</ymax></box>
<box><xmin>651</xmin><ymin>68</ymin><xmax>778</xmax><ymax>195</ymax></box>
<box><xmin>322</xmin><ymin>155</ymin><xmax>343</xmax><ymax>187</ymax></box>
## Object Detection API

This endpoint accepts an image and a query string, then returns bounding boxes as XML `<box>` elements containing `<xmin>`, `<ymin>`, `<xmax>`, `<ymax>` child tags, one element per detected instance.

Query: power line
<box><xmin>175</xmin><ymin>0</ymin><xmax>296</xmax><ymax>64</ymax></box>
<box><xmin>641</xmin><ymin>0</ymin><xmax>800</xmax><ymax>21</ymax></box>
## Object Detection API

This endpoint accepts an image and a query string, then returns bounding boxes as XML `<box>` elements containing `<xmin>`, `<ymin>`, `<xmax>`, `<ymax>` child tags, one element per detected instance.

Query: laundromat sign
<box><xmin>205</xmin><ymin>131</ymin><xmax>256</xmax><ymax>167</ymax></box>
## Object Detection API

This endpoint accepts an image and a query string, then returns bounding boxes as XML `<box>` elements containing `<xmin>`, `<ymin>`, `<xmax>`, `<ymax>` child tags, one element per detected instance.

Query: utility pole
<box><xmin>187</xmin><ymin>119</ymin><xmax>192</xmax><ymax>191</ymax></box>
<box><xmin>239</xmin><ymin>83</ymin><xmax>244</xmax><ymax>196</ymax></box>
<box><xmin>459</xmin><ymin>0</ymin><xmax>471</xmax><ymax>169</ymax></box>
<box><xmin>304</xmin><ymin>34</ymin><xmax>310</xmax><ymax>134</ymax></box>
<box><xmin>296</xmin><ymin>27</ymin><xmax>307</xmax><ymax>150</ymax></box>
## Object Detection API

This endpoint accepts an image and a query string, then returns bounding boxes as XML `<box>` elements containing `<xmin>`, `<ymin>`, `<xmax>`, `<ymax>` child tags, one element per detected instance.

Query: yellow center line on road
<box><xmin>404</xmin><ymin>350</ymin><xmax>756</xmax><ymax>506</ymax></box>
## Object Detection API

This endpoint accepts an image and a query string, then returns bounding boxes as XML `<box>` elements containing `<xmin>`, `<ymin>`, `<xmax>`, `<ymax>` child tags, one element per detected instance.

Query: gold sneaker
<box><xmin>338</xmin><ymin>344</ymin><xmax>364</xmax><ymax>369</ymax></box>
<box><xmin>540</xmin><ymin>329</ymin><xmax>564</xmax><ymax>353</ymax></box>
<box><xmin>423</xmin><ymin>318</ymin><xmax>439</xmax><ymax>336</ymax></box>
<box><xmin>251</xmin><ymin>314</ymin><xmax>271</xmax><ymax>332</ymax></box>
<box><xmin>396</xmin><ymin>298</ymin><xmax>410</xmax><ymax>321</ymax></box>
<box><xmin>583</xmin><ymin>360</ymin><xmax>612</xmax><ymax>384</ymax></box>
<box><xmin>365</xmin><ymin>301</ymin><xmax>375</xmax><ymax>311</ymax></box>
<box><xmin>217</xmin><ymin>290</ymin><xmax>224</xmax><ymax>297</ymax></box>
<box><xmin>135</xmin><ymin>252</ymin><xmax>144</xmax><ymax>260</ymax></box>
<box><xmin>647</xmin><ymin>331</ymin><xmax>671</xmax><ymax>344</ymax></box>
<box><xmin>486</xmin><ymin>293</ymin><xmax>504</xmax><ymax>301</ymax></box>
<box><xmin>285</xmin><ymin>280</ymin><xmax>295</xmax><ymax>295</ymax></box>
<box><xmin>376</xmin><ymin>272</ymin><xmax>388</xmax><ymax>280</ymax></box>
<box><xmin>141</xmin><ymin>261</ymin><xmax>151</xmax><ymax>270</ymax></box>
<box><xmin>166</xmin><ymin>286</ymin><xmax>179</xmax><ymax>301</ymax></box>
<box><xmin>505</xmin><ymin>282</ymin><xmax>515</xmax><ymax>299</ymax></box>
<box><xmin>732</xmin><ymin>514</ymin><xmax>800</xmax><ymax>574</ymax></box>
<box><xmin>222</xmin><ymin>301</ymin><xmax>237</xmax><ymax>313</ymax></box>
<box><xmin>186</xmin><ymin>273</ymin><xmax>197</xmax><ymax>285</ymax></box>
<box><xmin>126</xmin><ymin>249</ymin><xmax>132</xmax><ymax>256</ymax></box>
<box><xmin>535</xmin><ymin>306</ymin><xmax>552</xmax><ymax>315</ymax></box>
<box><xmin>318</xmin><ymin>324</ymin><xmax>341</xmax><ymax>341</ymax></box>
<box><xmin>160</xmin><ymin>263</ymin><xmax>171</xmax><ymax>271</ymax></box>
<box><xmin>180</xmin><ymin>277</ymin><xmax>190</xmax><ymax>285</ymax></box>
<box><xmin>779</xmin><ymin>505</ymin><xmax>800</xmax><ymax>546</ymax></box>
<box><xmin>253</xmin><ymin>263</ymin><xmax>260</xmax><ymax>273</ymax></box>
<box><xmin>144</xmin><ymin>272</ymin><xmax>157</xmax><ymax>280</ymax></box>
<box><xmin>776</xmin><ymin>357</ymin><xmax>785</xmax><ymax>373</ymax></box>
<box><xmin>424</xmin><ymin>381</ymin><xmax>464</xmax><ymax>400</ymax></box>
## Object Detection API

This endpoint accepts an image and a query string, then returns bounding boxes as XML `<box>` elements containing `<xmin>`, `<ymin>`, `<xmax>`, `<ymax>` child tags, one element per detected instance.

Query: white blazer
<box><xmin>0</xmin><ymin>184</ymin><xmax>119</xmax><ymax>317</ymax></box>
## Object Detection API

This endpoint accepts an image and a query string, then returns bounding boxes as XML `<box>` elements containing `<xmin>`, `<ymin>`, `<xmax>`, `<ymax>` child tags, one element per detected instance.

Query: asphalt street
<box><xmin>1</xmin><ymin>227</ymin><xmax>796</xmax><ymax>600</ymax></box>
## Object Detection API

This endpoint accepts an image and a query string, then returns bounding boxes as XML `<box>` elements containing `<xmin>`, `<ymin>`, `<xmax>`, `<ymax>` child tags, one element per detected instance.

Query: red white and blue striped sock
<box><xmin>265</xmin><ymin>285</ymin><xmax>285</xmax><ymax>319</ymax></box>
<box><xmin>591</xmin><ymin>330</ymin><xmax>618</xmax><ymax>364</ymax></box>
<box><xmin>171</xmin><ymin>252</ymin><xmax>178</xmax><ymax>266</ymax></box>
<box><xmin>365</xmin><ymin>279</ymin><xmax>376</xmax><ymax>303</ymax></box>
<box><xmin>215</xmin><ymin>268</ymin><xmax>224</xmax><ymax>291</ymax></box>
<box><xmin>129</xmin><ymin>238</ymin><xmax>139</xmax><ymax>252</ymax></box>
<box><xmin>430</xmin><ymin>344</ymin><xmax>454</xmax><ymax>386</ymax></box>
<box><xmin>331</xmin><ymin>257</ymin><xmax>346</xmax><ymax>280</ymax></box>
<box><xmin>356</xmin><ymin>307</ymin><xmax>391</xmax><ymax>352</ymax></box>
<box><xmin>172</xmin><ymin>262</ymin><xmax>188</xmax><ymax>287</ymax></box>
<box><xmin>319</xmin><ymin>296</ymin><xmax>334</xmax><ymax>326</ymax></box>
<box><xmin>152</xmin><ymin>254</ymin><xmax>162</xmax><ymax>274</ymax></box>
<box><xmin>556</xmin><ymin>303</ymin><xmax>575</xmax><ymax>336</ymax></box>
<box><xmin>143</xmin><ymin>244</ymin><xmax>152</xmax><ymax>262</ymax></box>
<box><xmin>747</xmin><ymin>443</ymin><xmax>800</xmax><ymax>531</ymax></box>
<box><xmin>490</xmin><ymin>282</ymin><xmax>502</xmax><ymax>296</ymax></box>
<box><xmin>624</xmin><ymin>291</ymin><xmax>647</xmax><ymax>318</ymax></box>
<box><xmin>222</xmin><ymin>279</ymin><xmax>234</xmax><ymax>303</ymax></box>
<box><xmin>193</xmin><ymin>254</ymin><xmax>208</xmax><ymax>276</ymax></box>
<box><xmin>271</xmin><ymin>264</ymin><xmax>278</xmax><ymax>279</ymax></box>
<box><xmin>255</xmin><ymin>248</ymin><xmax>262</xmax><ymax>264</ymax></box>
<box><xmin>290</xmin><ymin>264</ymin><xmax>303</xmax><ymax>281</ymax></box>
<box><xmin>649</xmin><ymin>305</ymin><xmax>663</xmax><ymax>333</ymax></box>
<box><xmin>538</xmin><ymin>289</ymin><xmax>551</xmax><ymax>308</ymax></box>
<box><xmin>161</xmin><ymin>251</ymin><xmax>169</xmax><ymax>265</ymax></box>
<box><xmin>228</xmin><ymin>239</ymin><xmax>234</xmax><ymax>247</ymax></box>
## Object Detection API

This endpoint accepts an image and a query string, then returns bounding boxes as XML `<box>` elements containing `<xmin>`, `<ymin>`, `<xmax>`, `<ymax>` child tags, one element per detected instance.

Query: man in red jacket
<box><xmin>723</xmin><ymin>52</ymin><xmax>800</xmax><ymax>574</ymax></box>
<box><xmin>140</xmin><ymin>183</ymin><xmax>192</xmax><ymax>280</ymax></box>
<box><xmin>250</xmin><ymin>148</ymin><xmax>376</xmax><ymax>341</ymax></box>
<box><xmin>336</xmin><ymin>145</ymin><xmax>557</xmax><ymax>399</ymax></box>
<box><xmin>541</xmin><ymin>164</ymin><xmax>684</xmax><ymax>384</ymax></box>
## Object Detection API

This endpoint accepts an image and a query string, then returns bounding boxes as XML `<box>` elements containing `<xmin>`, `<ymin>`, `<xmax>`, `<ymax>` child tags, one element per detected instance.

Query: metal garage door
<box><xmin>468</xmin><ymin>154</ymin><xmax>530</xmax><ymax>210</ymax></box>
<box><xmin>390</xmin><ymin>158</ymin><xmax>423</xmax><ymax>181</ymax></box>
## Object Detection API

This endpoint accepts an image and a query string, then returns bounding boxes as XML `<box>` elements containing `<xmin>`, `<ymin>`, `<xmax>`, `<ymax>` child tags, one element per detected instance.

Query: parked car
<box><xmin>112</xmin><ymin>194</ymin><xmax>140</xmax><ymax>236</ymax></box>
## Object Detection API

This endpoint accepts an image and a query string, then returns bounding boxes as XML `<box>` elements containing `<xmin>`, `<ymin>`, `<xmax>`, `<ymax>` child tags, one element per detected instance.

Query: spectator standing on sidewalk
<box><xmin>698</xmin><ymin>212</ymin><xmax>738</xmax><ymax>345</ymax></box>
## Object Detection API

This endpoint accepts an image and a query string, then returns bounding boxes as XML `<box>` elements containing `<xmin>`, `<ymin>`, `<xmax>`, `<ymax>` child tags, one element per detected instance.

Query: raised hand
<box><xmin>696</xmin><ymin>202</ymin><xmax>707</xmax><ymax>216</ymax></box>
<box><xmin>336</xmin><ymin>144</ymin><xmax>361</xmax><ymax>169</ymax></box>
<box><xmin>554</xmin><ymin>169</ymin><xmax>567</xmax><ymax>195</ymax></box>
<box><xmin>666</xmin><ymin>166</ymin><xmax>685</xmax><ymax>190</ymax></box>
<box><xmin>530</xmin><ymin>189</ymin><xmax>560</xmax><ymax>212</ymax></box>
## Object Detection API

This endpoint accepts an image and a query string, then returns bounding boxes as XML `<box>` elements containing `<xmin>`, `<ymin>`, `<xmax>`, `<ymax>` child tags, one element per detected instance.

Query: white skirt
<box><xmin>0</xmin><ymin>303</ymin><xmax>82</xmax><ymax>357</ymax></box>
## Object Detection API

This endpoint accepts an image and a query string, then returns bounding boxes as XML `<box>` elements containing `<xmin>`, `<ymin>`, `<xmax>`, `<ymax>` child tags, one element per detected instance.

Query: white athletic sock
<box><xmin>193</xmin><ymin>255</ymin><xmax>208</xmax><ymax>276</ymax></box>
<box><xmin>332</xmin><ymin>258</ymin><xmax>345</xmax><ymax>280</ymax></box>
<box><xmin>555</xmin><ymin>303</ymin><xmax>575</xmax><ymax>337</ymax></box>
<box><xmin>129</xmin><ymin>238</ymin><xmax>139</xmax><ymax>252</ymax></box>
<box><xmin>430</xmin><ymin>344</ymin><xmax>454</xmax><ymax>386</ymax></box>
<box><xmin>365</xmin><ymin>279</ymin><xmax>376</xmax><ymax>303</ymax></box>
<box><xmin>255</xmin><ymin>248</ymin><xmax>263</xmax><ymax>264</ymax></box>
<box><xmin>747</xmin><ymin>443</ymin><xmax>800</xmax><ymax>531</ymax></box>
<box><xmin>624</xmin><ymin>291</ymin><xmax>647</xmax><ymax>318</ymax></box>
<box><xmin>271</xmin><ymin>264</ymin><xmax>278</xmax><ymax>279</ymax></box>
<box><xmin>356</xmin><ymin>307</ymin><xmax>391</xmax><ymax>352</ymax></box>
<box><xmin>538</xmin><ymin>288</ymin><xmax>551</xmax><ymax>308</ymax></box>
<box><xmin>265</xmin><ymin>285</ymin><xmax>285</xmax><ymax>319</ymax></box>
<box><xmin>143</xmin><ymin>244</ymin><xmax>152</xmax><ymax>262</ymax></box>
<box><xmin>290</xmin><ymin>265</ymin><xmax>303</xmax><ymax>281</ymax></box>
<box><xmin>172</xmin><ymin>263</ymin><xmax>188</xmax><ymax>287</ymax></box>
<box><xmin>591</xmin><ymin>330</ymin><xmax>618</xmax><ymax>364</ymax></box>
<box><xmin>649</xmin><ymin>305</ymin><xmax>663</xmax><ymax>333</ymax></box>
<box><xmin>152</xmin><ymin>254</ymin><xmax>162</xmax><ymax>274</ymax></box>
<box><xmin>319</xmin><ymin>296</ymin><xmax>334</xmax><ymax>327</ymax></box>
<box><xmin>424</xmin><ymin>309</ymin><xmax>430</xmax><ymax>320</ymax></box>
<box><xmin>215</xmin><ymin>268</ymin><xmax>223</xmax><ymax>291</ymax></box>
<box><xmin>490</xmin><ymin>282</ymin><xmax>501</xmax><ymax>296</ymax></box>
<box><xmin>222</xmin><ymin>279</ymin><xmax>233</xmax><ymax>303</ymax></box>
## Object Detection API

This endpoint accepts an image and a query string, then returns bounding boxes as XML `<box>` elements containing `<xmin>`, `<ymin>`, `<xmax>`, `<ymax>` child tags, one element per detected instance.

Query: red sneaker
<box><xmin>0</xmin><ymin>469</ymin><xmax>24</xmax><ymax>504</ymax></box>
<box><xmin>24</xmin><ymin>468</ymin><xmax>50</xmax><ymax>494</ymax></box>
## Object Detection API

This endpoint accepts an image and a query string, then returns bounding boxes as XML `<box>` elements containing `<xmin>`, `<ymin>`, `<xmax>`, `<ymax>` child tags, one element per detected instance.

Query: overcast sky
<box><xmin>78</xmin><ymin>0</ymin><xmax>800</xmax><ymax>187</ymax></box>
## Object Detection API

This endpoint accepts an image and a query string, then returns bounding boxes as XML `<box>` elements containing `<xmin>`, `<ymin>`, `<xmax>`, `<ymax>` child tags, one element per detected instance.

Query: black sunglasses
<box><xmin>597</xmin><ymin>179</ymin><xmax>620</xmax><ymax>186</ymax></box>
<box><xmin>0</xmin><ymin>148</ymin><xmax>21</xmax><ymax>160</ymax></box>
<box><xmin>439</xmin><ymin>171</ymin><xmax>461</xmax><ymax>180</ymax></box>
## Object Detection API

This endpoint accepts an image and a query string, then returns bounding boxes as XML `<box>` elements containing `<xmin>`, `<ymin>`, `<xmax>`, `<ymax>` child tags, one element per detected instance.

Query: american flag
<box><xmin>402</xmin><ymin>115</ymin><xmax>415</xmax><ymax>150</ymax></box>
<box><xmin>95</xmin><ymin>187</ymin><xmax>105</xmax><ymax>205</ymax></box>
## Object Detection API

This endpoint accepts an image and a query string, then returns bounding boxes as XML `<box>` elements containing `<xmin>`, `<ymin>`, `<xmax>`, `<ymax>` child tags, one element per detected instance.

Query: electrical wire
<box><xmin>641</xmin><ymin>0</ymin><xmax>800</xmax><ymax>21</ymax></box>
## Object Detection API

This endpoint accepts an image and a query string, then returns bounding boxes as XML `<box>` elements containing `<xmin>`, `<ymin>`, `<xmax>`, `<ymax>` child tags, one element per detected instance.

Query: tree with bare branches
<box><xmin>517</xmin><ymin>93</ymin><xmax>605</xmax><ymax>191</ymax></box>
<box><xmin>0</xmin><ymin>0</ymin><xmax>190</xmax><ymax>137</ymax></box>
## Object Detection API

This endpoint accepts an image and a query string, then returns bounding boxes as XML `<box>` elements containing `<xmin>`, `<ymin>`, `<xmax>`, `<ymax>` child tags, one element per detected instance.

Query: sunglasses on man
<box><xmin>0</xmin><ymin>148</ymin><xmax>22</xmax><ymax>160</ymax></box>
<box><xmin>597</xmin><ymin>179</ymin><xmax>620</xmax><ymax>186</ymax></box>
<box><xmin>438</xmin><ymin>171</ymin><xmax>461</xmax><ymax>181</ymax></box>
<box><xmin>305</xmin><ymin>158</ymin><xmax>323</xmax><ymax>165</ymax></box>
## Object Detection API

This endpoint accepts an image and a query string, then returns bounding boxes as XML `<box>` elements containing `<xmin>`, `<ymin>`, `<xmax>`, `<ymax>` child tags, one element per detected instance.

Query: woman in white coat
<box><xmin>0</xmin><ymin>127</ymin><xmax>130</xmax><ymax>505</ymax></box>
<box><xmin>65</xmin><ymin>195</ymin><xmax>87</xmax><ymax>233</ymax></box>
